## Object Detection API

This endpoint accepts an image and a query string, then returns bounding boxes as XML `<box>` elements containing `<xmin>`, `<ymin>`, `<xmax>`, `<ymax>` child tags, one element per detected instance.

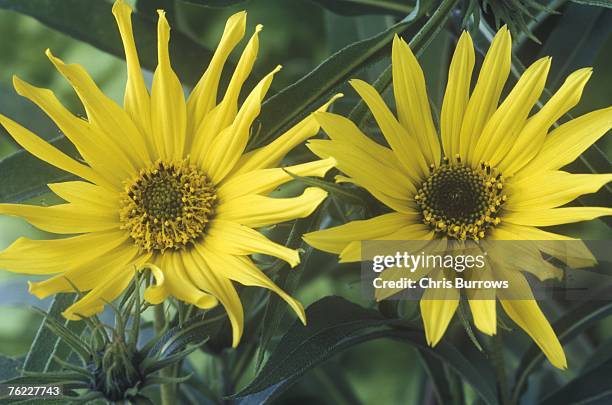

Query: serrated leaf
<box><xmin>309</xmin><ymin>0</ymin><xmax>413</xmax><ymax>16</ymax></box>
<box><xmin>233</xmin><ymin>296</ymin><xmax>498</xmax><ymax>405</ymax></box>
<box><xmin>0</xmin><ymin>0</ymin><xmax>230</xmax><ymax>87</ymax></box>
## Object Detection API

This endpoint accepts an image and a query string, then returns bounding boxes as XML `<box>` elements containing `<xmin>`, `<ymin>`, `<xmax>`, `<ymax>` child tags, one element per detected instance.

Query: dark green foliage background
<box><xmin>0</xmin><ymin>0</ymin><xmax>611</xmax><ymax>404</ymax></box>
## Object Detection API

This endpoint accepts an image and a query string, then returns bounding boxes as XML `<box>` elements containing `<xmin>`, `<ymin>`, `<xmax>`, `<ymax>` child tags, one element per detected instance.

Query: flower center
<box><xmin>415</xmin><ymin>157</ymin><xmax>506</xmax><ymax>241</ymax></box>
<box><xmin>120</xmin><ymin>160</ymin><xmax>217</xmax><ymax>252</ymax></box>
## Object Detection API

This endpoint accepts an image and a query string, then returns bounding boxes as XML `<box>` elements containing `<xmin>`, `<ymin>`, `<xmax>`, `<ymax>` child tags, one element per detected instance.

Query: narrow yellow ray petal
<box><xmin>459</xmin><ymin>26</ymin><xmax>511</xmax><ymax>163</ymax></box>
<box><xmin>29</xmin><ymin>243</ymin><xmax>141</xmax><ymax>299</ymax></box>
<box><xmin>46</xmin><ymin>50</ymin><xmax>151</xmax><ymax>168</ymax></box>
<box><xmin>161</xmin><ymin>252</ymin><xmax>219</xmax><ymax>309</ymax></box>
<box><xmin>48</xmin><ymin>181</ymin><xmax>119</xmax><ymax>209</ymax></box>
<box><xmin>491</xmin><ymin>223</ymin><xmax>596</xmax><ymax>269</ymax></box>
<box><xmin>504</xmin><ymin>207</ymin><xmax>612</xmax><ymax>227</ymax></box>
<box><xmin>347</xmin><ymin>81</ymin><xmax>430</xmax><ymax>180</ymax></box>
<box><xmin>441</xmin><ymin>31</ymin><xmax>474</xmax><ymax>159</ymax></box>
<box><xmin>201</xmin><ymin>248</ymin><xmax>306</xmax><ymax>325</ymax></box>
<box><xmin>216</xmin><ymin>187</ymin><xmax>327</xmax><ymax>228</ymax></box>
<box><xmin>203</xmin><ymin>66</ymin><xmax>279</xmax><ymax>183</ymax></box>
<box><xmin>420</xmin><ymin>269</ymin><xmax>459</xmax><ymax>346</ymax></box>
<box><xmin>142</xmin><ymin>262</ymin><xmax>169</xmax><ymax>305</ymax></box>
<box><xmin>62</xmin><ymin>263</ymin><xmax>139</xmax><ymax>320</ymax></box>
<box><xmin>498</xmin><ymin>269</ymin><xmax>567</xmax><ymax>369</ymax></box>
<box><xmin>218</xmin><ymin>158</ymin><xmax>335</xmax><ymax>200</ymax></box>
<box><xmin>112</xmin><ymin>0</ymin><xmax>153</xmax><ymax>156</ymax></box>
<box><xmin>473</xmin><ymin>57</ymin><xmax>551</xmax><ymax>166</ymax></box>
<box><xmin>204</xmin><ymin>219</ymin><xmax>300</xmax><ymax>267</ymax></box>
<box><xmin>187</xmin><ymin>11</ymin><xmax>246</xmax><ymax>134</ymax></box>
<box><xmin>515</xmin><ymin>107</ymin><xmax>612</xmax><ymax>177</ymax></box>
<box><xmin>191</xmin><ymin>25</ymin><xmax>263</xmax><ymax>159</ymax></box>
<box><xmin>188</xmin><ymin>247</ymin><xmax>244</xmax><ymax>347</ymax></box>
<box><xmin>0</xmin><ymin>230</ymin><xmax>128</xmax><ymax>275</ymax></box>
<box><xmin>13</xmin><ymin>76</ymin><xmax>127</xmax><ymax>186</ymax></box>
<box><xmin>0</xmin><ymin>203</ymin><xmax>119</xmax><ymax>234</ymax></box>
<box><xmin>313</xmin><ymin>111</ymin><xmax>404</xmax><ymax>172</ymax></box>
<box><xmin>501</xmin><ymin>68</ymin><xmax>593</xmax><ymax>175</ymax></box>
<box><xmin>392</xmin><ymin>35</ymin><xmax>441</xmax><ymax>165</ymax></box>
<box><xmin>233</xmin><ymin>94</ymin><xmax>342</xmax><ymax>175</ymax></box>
<box><xmin>303</xmin><ymin>212</ymin><xmax>417</xmax><ymax>254</ymax></box>
<box><xmin>338</xmin><ymin>223</ymin><xmax>433</xmax><ymax>263</ymax></box>
<box><xmin>308</xmin><ymin>139</ymin><xmax>415</xmax><ymax>213</ymax></box>
<box><xmin>0</xmin><ymin>113</ymin><xmax>110</xmax><ymax>188</ymax></box>
<box><xmin>506</xmin><ymin>171</ymin><xmax>612</xmax><ymax>210</ymax></box>
<box><xmin>151</xmin><ymin>10</ymin><xmax>187</xmax><ymax>160</ymax></box>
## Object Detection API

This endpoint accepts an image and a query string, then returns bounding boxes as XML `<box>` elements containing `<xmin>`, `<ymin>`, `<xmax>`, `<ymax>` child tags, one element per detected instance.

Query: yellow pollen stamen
<box><xmin>120</xmin><ymin>160</ymin><xmax>217</xmax><ymax>252</ymax></box>
<box><xmin>414</xmin><ymin>158</ymin><xmax>506</xmax><ymax>241</ymax></box>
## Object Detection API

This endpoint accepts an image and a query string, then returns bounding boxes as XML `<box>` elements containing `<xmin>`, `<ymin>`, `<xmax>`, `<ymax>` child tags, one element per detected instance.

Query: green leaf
<box><xmin>416</xmin><ymin>352</ymin><xmax>455</xmax><ymax>405</ymax></box>
<box><xmin>233</xmin><ymin>296</ymin><xmax>498</xmax><ymax>405</ymax></box>
<box><xmin>22</xmin><ymin>293</ymin><xmax>82</xmax><ymax>374</ymax></box>
<box><xmin>283</xmin><ymin>170</ymin><xmax>367</xmax><ymax>206</ymax></box>
<box><xmin>0</xmin><ymin>136</ymin><xmax>77</xmax><ymax>203</ymax></box>
<box><xmin>540</xmin><ymin>357</ymin><xmax>612</xmax><ymax>404</ymax></box>
<box><xmin>571</xmin><ymin>0</ymin><xmax>612</xmax><ymax>7</ymax></box>
<box><xmin>0</xmin><ymin>356</ymin><xmax>22</xmax><ymax>380</ymax></box>
<box><xmin>0</xmin><ymin>0</ymin><xmax>226</xmax><ymax>87</ymax></box>
<box><xmin>250</xmin><ymin>0</ymin><xmax>445</xmax><ymax>148</ymax></box>
<box><xmin>309</xmin><ymin>0</ymin><xmax>413</xmax><ymax>16</ymax></box>
<box><xmin>512</xmin><ymin>286</ymin><xmax>612</xmax><ymax>403</ymax></box>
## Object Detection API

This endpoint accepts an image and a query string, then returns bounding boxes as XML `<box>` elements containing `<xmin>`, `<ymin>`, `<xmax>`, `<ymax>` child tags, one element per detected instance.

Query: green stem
<box><xmin>490</xmin><ymin>333</ymin><xmax>511</xmax><ymax>405</ymax></box>
<box><xmin>348</xmin><ymin>0</ymin><xmax>461</xmax><ymax>126</ymax></box>
<box><xmin>154</xmin><ymin>304</ymin><xmax>174</xmax><ymax>405</ymax></box>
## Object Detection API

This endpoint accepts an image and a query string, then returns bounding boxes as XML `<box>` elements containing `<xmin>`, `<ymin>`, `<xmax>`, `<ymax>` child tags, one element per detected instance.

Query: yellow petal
<box><xmin>187</xmin><ymin>11</ymin><xmax>247</xmax><ymax>135</ymax></box>
<box><xmin>188</xmin><ymin>247</ymin><xmax>244</xmax><ymax>347</ymax></box>
<box><xmin>162</xmin><ymin>252</ymin><xmax>219</xmax><ymax>309</ymax></box>
<box><xmin>349</xmin><ymin>80</ymin><xmax>429</xmax><ymax>180</ymax></box>
<box><xmin>0</xmin><ymin>203</ymin><xmax>119</xmax><ymax>234</ymax></box>
<box><xmin>501</xmin><ymin>68</ymin><xmax>593</xmax><ymax>175</ymax></box>
<box><xmin>473</xmin><ymin>57</ymin><xmax>551</xmax><ymax>166</ymax></box>
<box><xmin>204</xmin><ymin>219</ymin><xmax>300</xmax><ymax>267</ymax></box>
<box><xmin>308</xmin><ymin>139</ymin><xmax>415</xmax><ymax>213</ymax></box>
<box><xmin>459</xmin><ymin>26</ymin><xmax>511</xmax><ymax>163</ymax></box>
<box><xmin>203</xmin><ymin>66</ymin><xmax>280</xmax><ymax>183</ymax></box>
<box><xmin>440</xmin><ymin>31</ymin><xmax>475</xmax><ymax>160</ymax></box>
<box><xmin>506</xmin><ymin>171</ymin><xmax>612</xmax><ymax>211</ymax></box>
<box><xmin>112</xmin><ymin>0</ymin><xmax>153</xmax><ymax>155</ymax></box>
<box><xmin>0</xmin><ymin>230</ymin><xmax>128</xmax><ymax>275</ymax></box>
<box><xmin>12</xmin><ymin>76</ymin><xmax>127</xmax><ymax>186</ymax></box>
<box><xmin>151</xmin><ymin>11</ymin><xmax>187</xmax><ymax>160</ymax></box>
<box><xmin>338</xmin><ymin>223</ymin><xmax>433</xmax><ymax>263</ymax></box>
<box><xmin>504</xmin><ymin>207</ymin><xmax>612</xmax><ymax>227</ymax></box>
<box><xmin>515</xmin><ymin>107</ymin><xmax>612</xmax><ymax>177</ymax></box>
<box><xmin>219</xmin><ymin>158</ymin><xmax>335</xmax><ymax>200</ymax></box>
<box><xmin>392</xmin><ymin>35</ymin><xmax>441</xmax><ymax>165</ymax></box>
<box><xmin>420</xmin><ymin>269</ymin><xmax>459</xmax><ymax>346</ymax></box>
<box><xmin>200</xmin><ymin>246</ymin><xmax>306</xmax><ymax>325</ymax></box>
<box><xmin>0</xmin><ymin>113</ymin><xmax>109</xmax><ymax>188</ymax></box>
<box><xmin>498</xmin><ymin>270</ymin><xmax>567</xmax><ymax>369</ymax></box>
<box><xmin>303</xmin><ymin>212</ymin><xmax>417</xmax><ymax>254</ymax></box>
<box><xmin>62</xmin><ymin>263</ymin><xmax>138</xmax><ymax>320</ymax></box>
<box><xmin>46</xmin><ymin>50</ymin><xmax>151</xmax><ymax>168</ymax></box>
<box><xmin>191</xmin><ymin>25</ymin><xmax>263</xmax><ymax>159</ymax></box>
<box><xmin>48</xmin><ymin>181</ymin><xmax>119</xmax><ymax>210</ymax></box>
<box><xmin>216</xmin><ymin>187</ymin><xmax>327</xmax><ymax>228</ymax></box>
<box><xmin>142</xmin><ymin>262</ymin><xmax>170</xmax><ymax>305</ymax></box>
<box><xmin>233</xmin><ymin>94</ymin><xmax>342</xmax><ymax>175</ymax></box>
<box><xmin>29</xmin><ymin>243</ymin><xmax>141</xmax><ymax>298</ymax></box>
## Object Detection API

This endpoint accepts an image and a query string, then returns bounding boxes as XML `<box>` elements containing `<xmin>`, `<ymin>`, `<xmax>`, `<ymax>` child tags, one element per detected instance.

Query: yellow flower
<box><xmin>303</xmin><ymin>27</ymin><xmax>612</xmax><ymax>369</ymax></box>
<box><xmin>0</xmin><ymin>0</ymin><xmax>338</xmax><ymax>347</ymax></box>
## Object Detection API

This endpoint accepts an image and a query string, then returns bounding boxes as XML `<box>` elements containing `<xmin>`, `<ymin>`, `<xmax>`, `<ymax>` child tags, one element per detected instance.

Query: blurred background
<box><xmin>0</xmin><ymin>0</ymin><xmax>610</xmax><ymax>403</ymax></box>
